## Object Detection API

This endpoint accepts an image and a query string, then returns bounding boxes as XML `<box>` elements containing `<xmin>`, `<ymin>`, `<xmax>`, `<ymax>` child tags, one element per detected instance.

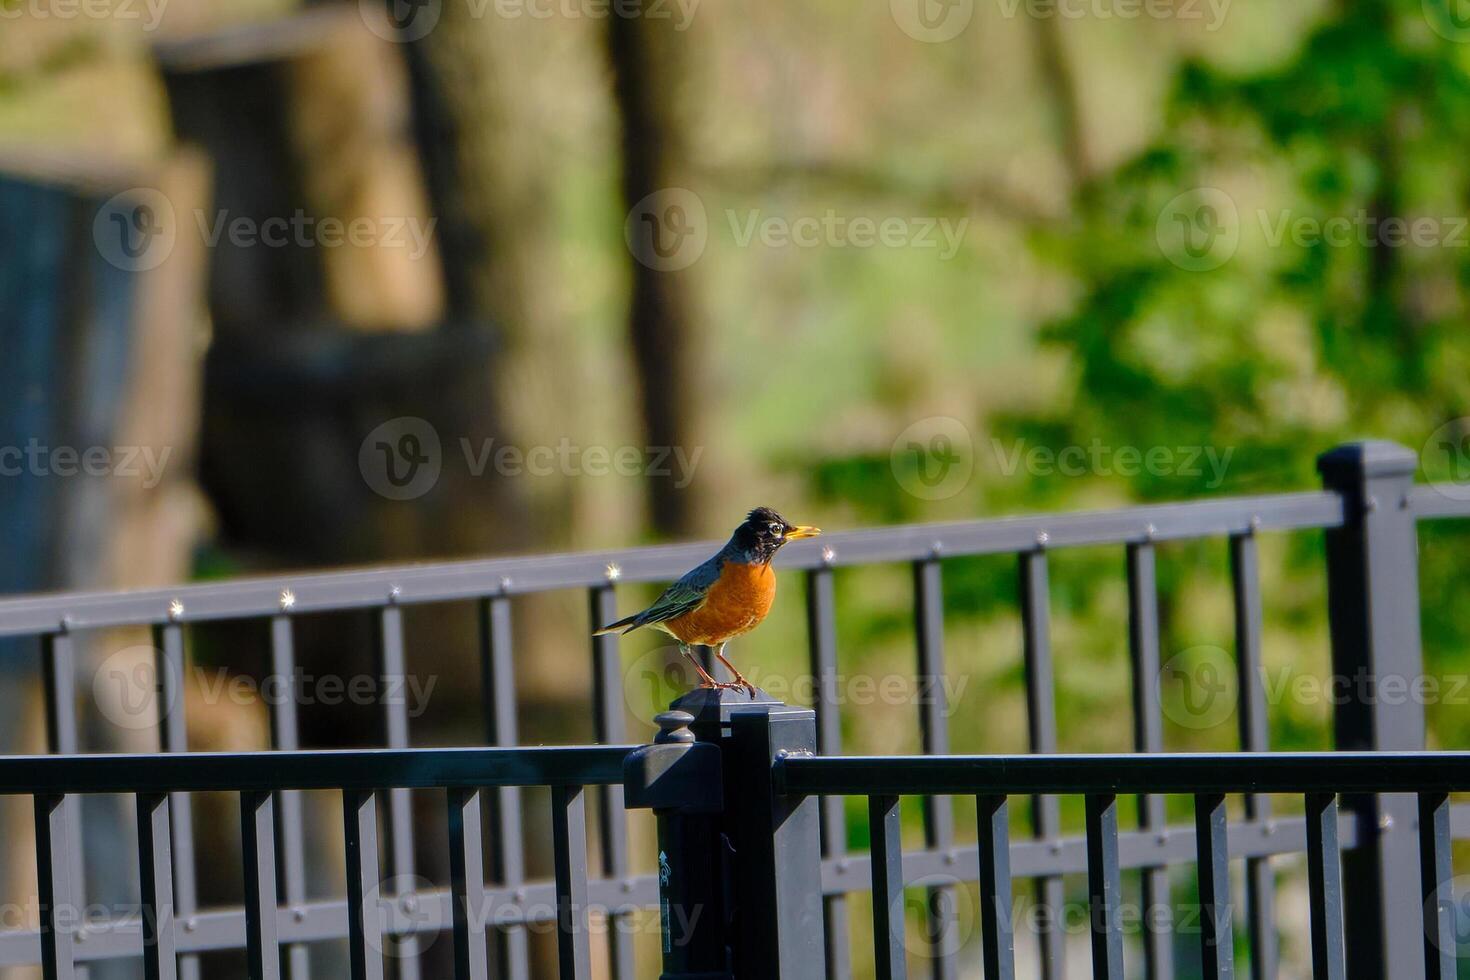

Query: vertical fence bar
<box><xmin>41</xmin><ymin>632</ymin><xmax>85</xmax><ymax>909</ymax></box>
<box><xmin>589</xmin><ymin>586</ymin><xmax>635</xmax><ymax>980</ymax></box>
<box><xmin>1086</xmin><ymin>794</ymin><xmax>1124</xmax><ymax>980</ymax></box>
<box><xmin>373</xmin><ymin>605</ymin><xmax>419</xmax><ymax>978</ymax></box>
<box><xmin>806</xmin><ymin>567</ymin><xmax>851</xmax><ymax>980</ymax></box>
<box><xmin>1318</xmin><ymin>442</ymin><xmax>1425</xmax><ymax>980</ymax></box>
<box><xmin>1195</xmin><ymin>793</ymin><xmax>1234</xmax><ymax>980</ymax></box>
<box><xmin>868</xmin><ymin>795</ymin><xmax>907</xmax><ymax>980</ymax></box>
<box><xmin>138</xmin><ymin>792</ymin><xmax>178</xmax><ymax>980</ymax></box>
<box><xmin>476</xmin><ymin>595</ymin><xmax>529</xmax><ymax>980</ymax></box>
<box><xmin>1126</xmin><ymin>542</ymin><xmax>1173</xmax><ymax>980</ymax></box>
<box><xmin>448</xmin><ymin>787</ymin><xmax>489</xmax><ymax>980</ymax></box>
<box><xmin>976</xmin><ymin>795</ymin><xmax>1015</xmax><ymax>980</ymax></box>
<box><xmin>1305</xmin><ymin>792</ymin><xmax>1346</xmax><ymax>980</ymax></box>
<box><xmin>344</xmin><ymin>788</ymin><xmax>386</xmax><ymax>980</ymax></box>
<box><xmin>1230</xmin><ymin>531</ymin><xmax>1277</xmax><ymax>980</ymax></box>
<box><xmin>242</xmin><ymin>790</ymin><xmax>281</xmax><ymax>980</ymax></box>
<box><xmin>268</xmin><ymin>614</ymin><xmax>311</xmax><ymax>980</ymax></box>
<box><xmin>1417</xmin><ymin>792</ymin><xmax>1455</xmax><ymax>980</ymax></box>
<box><xmin>153</xmin><ymin>622</ymin><xmax>200</xmax><ymax>980</ymax></box>
<box><xmin>912</xmin><ymin>558</ymin><xmax>957</xmax><ymax>980</ymax></box>
<box><xmin>35</xmin><ymin>793</ymin><xmax>77</xmax><ymax>980</ymax></box>
<box><xmin>551</xmin><ymin>784</ymin><xmax>592</xmax><ymax>980</ymax></box>
<box><xmin>1019</xmin><ymin>549</ymin><xmax>1064</xmax><ymax>980</ymax></box>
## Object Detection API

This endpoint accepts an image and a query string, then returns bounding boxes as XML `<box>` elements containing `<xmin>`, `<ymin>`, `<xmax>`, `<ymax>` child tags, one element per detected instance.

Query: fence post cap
<box><xmin>654</xmin><ymin>711</ymin><xmax>696</xmax><ymax>744</ymax></box>
<box><xmin>1317</xmin><ymin>440</ymin><xmax>1417</xmax><ymax>483</ymax></box>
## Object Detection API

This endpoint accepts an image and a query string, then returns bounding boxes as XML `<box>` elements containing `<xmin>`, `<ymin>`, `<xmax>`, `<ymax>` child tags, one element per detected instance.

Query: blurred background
<box><xmin>4</xmin><ymin>0</ymin><xmax>1470</xmax><ymax>975</ymax></box>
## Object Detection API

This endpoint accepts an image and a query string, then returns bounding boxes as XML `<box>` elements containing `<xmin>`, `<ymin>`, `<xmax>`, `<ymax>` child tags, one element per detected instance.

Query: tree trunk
<box><xmin>605</xmin><ymin>13</ymin><xmax>701</xmax><ymax>537</ymax></box>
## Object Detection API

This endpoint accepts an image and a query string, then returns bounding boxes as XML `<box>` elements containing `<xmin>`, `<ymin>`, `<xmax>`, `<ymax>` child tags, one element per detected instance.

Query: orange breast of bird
<box><xmin>663</xmin><ymin>561</ymin><xmax>777</xmax><ymax>646</ymax></box>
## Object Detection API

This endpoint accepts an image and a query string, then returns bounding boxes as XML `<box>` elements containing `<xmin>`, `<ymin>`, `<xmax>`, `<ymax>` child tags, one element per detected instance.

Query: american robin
<box><xmin>594</xmin><ymin>507</ymin><xmax>820</xmax><ymax>696</ymax></box>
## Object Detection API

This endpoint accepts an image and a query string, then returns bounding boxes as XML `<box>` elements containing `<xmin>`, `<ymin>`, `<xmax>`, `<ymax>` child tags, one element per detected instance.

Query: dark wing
<box><xmin>592</xmin><ymin>555</ymin><xmax>722</xmax><ymax>635</ymax></box>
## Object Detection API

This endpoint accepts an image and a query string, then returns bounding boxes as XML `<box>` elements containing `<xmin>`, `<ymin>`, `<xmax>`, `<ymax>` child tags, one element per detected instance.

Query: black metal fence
<box><xmin>0</xmin><ymin>438</ymin><xmax>1465</xmax><ymax>980</ymax></box>
<box><xmin>17</xmin><ymin>746</ymin><xmax>632</xmax><ymax>980</ymax></box>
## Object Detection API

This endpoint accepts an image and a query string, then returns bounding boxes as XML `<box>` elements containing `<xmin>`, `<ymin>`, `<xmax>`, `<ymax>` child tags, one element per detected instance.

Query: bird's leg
<box><xmin>714</xmin><ymin>643</ymin><xmax>757</xmax><ymax>698</ymax></box>
<box><xmin>679</xmin><ymin>645</ymin><xmax>720</xmax><ymax>689</ymax></box>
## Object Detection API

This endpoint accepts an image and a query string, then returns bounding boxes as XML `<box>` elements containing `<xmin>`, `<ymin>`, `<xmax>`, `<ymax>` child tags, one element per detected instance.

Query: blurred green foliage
<box><xmin>801</xmin><ymin>0</ymin><xmax>1470</xmax><ymax>771</ymax></box>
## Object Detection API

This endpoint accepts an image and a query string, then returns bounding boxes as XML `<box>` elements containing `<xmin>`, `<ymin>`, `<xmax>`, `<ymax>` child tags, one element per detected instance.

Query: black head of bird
<box><xmin>729</xmin><ymin>506</ymin><xmax>822</xmax><ymax>564</ymax></box>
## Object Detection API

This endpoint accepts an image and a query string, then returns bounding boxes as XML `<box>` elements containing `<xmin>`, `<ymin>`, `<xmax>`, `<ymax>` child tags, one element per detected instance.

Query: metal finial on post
<box><xmin>654</xmin><ymin>711</ymin><xmax>697</xmax><ymax>745</ymax></box>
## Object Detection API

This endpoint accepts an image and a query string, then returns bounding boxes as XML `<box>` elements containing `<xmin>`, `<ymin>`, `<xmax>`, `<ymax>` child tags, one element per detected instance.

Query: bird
<box><xmin>594</xmin><ymin>507</ymin><xmax>820</xmax><ymax>697</ymax></box>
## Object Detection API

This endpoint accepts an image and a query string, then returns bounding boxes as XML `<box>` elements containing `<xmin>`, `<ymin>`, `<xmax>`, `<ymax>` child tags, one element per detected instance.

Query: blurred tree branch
<box><xmin>1028</xmin><ymin>14</ymin><xmax>1092</xmax><ymax>199</ymax></box>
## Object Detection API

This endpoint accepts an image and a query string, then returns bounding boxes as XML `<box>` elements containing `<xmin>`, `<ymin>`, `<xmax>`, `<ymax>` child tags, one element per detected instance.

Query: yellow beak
<box><xmin>785</xmin><ymin>525</ymin><xmax>821</xmax><ymax>540</ymax></box>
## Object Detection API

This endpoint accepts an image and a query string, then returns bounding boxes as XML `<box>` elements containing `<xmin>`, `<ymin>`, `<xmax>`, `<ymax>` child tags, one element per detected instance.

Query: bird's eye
<box><xmin>769</xmin><ymin>522</ymin><xmax>783</xmax><ymax>536</ymax></box>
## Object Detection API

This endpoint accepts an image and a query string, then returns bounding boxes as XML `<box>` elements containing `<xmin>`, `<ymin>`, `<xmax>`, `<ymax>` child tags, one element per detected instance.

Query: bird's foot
<box><xmin>722</xmin><ymin>677</ymin><xmax>757</xmax><ymax>699</ymax></box>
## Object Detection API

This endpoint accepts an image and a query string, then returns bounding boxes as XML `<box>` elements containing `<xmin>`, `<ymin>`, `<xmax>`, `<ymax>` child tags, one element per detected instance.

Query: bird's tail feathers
<box><xmin>592</xmin><ymin>614</ymin><xmax>641</xmax><ymax>636</ymax></box>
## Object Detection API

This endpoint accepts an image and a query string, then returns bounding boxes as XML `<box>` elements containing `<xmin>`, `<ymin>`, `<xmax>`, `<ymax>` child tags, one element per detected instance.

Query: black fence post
<box><xmin>624</xmin><ymin>710</ymin><xmax>730</xmax><ymax>979</ymax></box>
<box><xmin>1318</xmin><ymin>440</ymin><xmax>1426</xmax><ymax>980</ymax></box>
<box><xmin>674</xmin><ymin>688</ymin><xmax>828</xmax><ymax>980</ymax></box>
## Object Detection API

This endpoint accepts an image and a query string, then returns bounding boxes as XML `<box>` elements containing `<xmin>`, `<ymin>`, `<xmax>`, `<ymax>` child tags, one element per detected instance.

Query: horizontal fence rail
<box><xmin>0</xmin><ymin>745</ymin><xmax>633</xmax><ymax>795</ymax></box>
<box><xmin>775</xmin><ymin>751</ymin><xmax>1470</xmax><ymax>796</ymax></box>
<box><xmin>0</xmin><ymin>491</ymin><xmax>1360</xmax><ymax>635</ymax></box>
